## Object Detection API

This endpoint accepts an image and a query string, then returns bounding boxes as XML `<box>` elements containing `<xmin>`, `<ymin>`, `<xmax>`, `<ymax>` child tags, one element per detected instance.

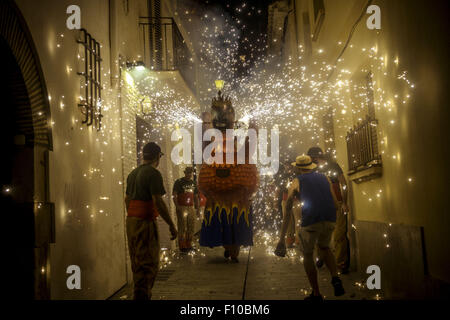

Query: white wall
<box><xmin>296</xmin><ymin>0</ymin><xmax>450</xmax><ymax>285</ymax></box>
<box><xmin>15</xmin><ymin>0</ymin><xmax>149</xmax><ymax>299</ymax></box>
<box><xmin>281</xmin><ymin>0</ymin><xmax>450</xmax><ymax>292</ymax></box>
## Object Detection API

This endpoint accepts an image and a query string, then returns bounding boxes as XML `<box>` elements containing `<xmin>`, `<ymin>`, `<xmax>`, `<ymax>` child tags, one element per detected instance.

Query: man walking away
<box><xmin>125</xmin><ymin>142</ymin><xmax>177</xmax><ymax>300</ymax></box>
<box><xmin>275</xmin><ymin>155</ymin><xmax>345</xmax><ymax>301</ymax></box>
<box><xmin>173</xmin><ymin>167</ymin><xmax>199</xmax><ymax>252</ymax></box>
<box><xmin>307</xmin><ymin>147</ymin><xmax>350</xmax><ymax>274</ymax></box>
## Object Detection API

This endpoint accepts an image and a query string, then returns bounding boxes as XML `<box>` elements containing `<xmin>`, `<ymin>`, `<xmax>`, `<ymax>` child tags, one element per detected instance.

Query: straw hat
<box><xmin>291</xmin><ymin>155</ymin><xmax>317</xmax><ymax>170</ymax></box>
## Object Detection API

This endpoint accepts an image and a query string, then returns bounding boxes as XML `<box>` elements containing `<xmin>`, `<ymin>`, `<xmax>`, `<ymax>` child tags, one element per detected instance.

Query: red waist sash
<box><xmin>177</xmin><ymin>192</ymin><xmax>194</xmax><ymax>206</ymax></box>
<box><xmin>127</xmin><ymin>200</ymin><xmax>159</xmax><ymax>220</ymax></box>
<box><xmin>199</xmin><ymin>192</ymin><xmax>207</xmax><ymax>207</ymax></box>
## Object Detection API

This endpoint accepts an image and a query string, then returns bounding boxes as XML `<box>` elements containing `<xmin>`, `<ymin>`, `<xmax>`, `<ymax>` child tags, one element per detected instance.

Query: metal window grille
<box><xmin>77</xmin><ymin>28</ymin><xmax>103</xmax><ymax>131</ymax></box>
<box><xmin>346</xmin><ymin>115</ymin><xmax>381</xmax><ymax>172</ymax></box>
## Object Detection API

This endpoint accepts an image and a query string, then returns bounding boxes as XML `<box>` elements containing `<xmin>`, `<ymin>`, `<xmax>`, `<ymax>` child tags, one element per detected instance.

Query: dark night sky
<box><xmin>192</xmin><ymin>0</ymin><xmax>274</xmax><ymax>76</ymax></box>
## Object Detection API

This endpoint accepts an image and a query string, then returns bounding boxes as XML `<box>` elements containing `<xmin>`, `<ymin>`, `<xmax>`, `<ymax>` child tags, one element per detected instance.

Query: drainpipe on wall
<box><xmin>109</xmin><ymin>0</ymin><xmax>119</xmax><ymax>89</ymax></box>
<box><xmin>109</xmin><ymin>0</ymin><xmax>130</xmax><ymax>284</ymax></box>
<box><xmin>293</xmin><ymin>0</ymin><xmax>300</xmax><ymax>58</ymax></box>
<box><xmin>116</xmin><ymin>52</ymin><xmax>131</xmax><ymax>284</ymax></box>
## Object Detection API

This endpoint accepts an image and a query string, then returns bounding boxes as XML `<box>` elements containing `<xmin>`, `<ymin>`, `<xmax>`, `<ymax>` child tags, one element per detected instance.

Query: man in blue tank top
<box><xmin>275</xmin><ymin>155</ymin><xmax>345</xmax><ymax>301</ymax></box>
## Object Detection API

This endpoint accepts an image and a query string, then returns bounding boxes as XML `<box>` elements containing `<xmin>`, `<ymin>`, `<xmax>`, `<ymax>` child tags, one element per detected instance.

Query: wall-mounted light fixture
<box><xmin>140</xmin><ymin>96</ymin><xmax>152</xmax><ymax>116</ymax></box>
<box><xmin>126</xmin><ymin>60</ymin><xmax>146</xmax><ymax>71</ymax></box>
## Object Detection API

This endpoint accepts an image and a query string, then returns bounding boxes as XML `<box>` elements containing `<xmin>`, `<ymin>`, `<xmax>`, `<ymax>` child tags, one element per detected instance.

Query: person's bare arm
<box><xmin>172</xmin><ymin>193</ymin><xmax>179</xmax><ymax>207</ymax></box>
<box><xmin>153</xmin><ymin>194</ymin><xmax>177</xmax><ymax>240</ymax></box>
<box><xmin>338</xmin><ymin>173</ymin><xmax>349</xmax><ymax>211</ymax></box>
<box><xmin>280</xmin><ymin>178</ymin><xmax>299</xmax><ymax>242</ymax></box>
<box><xmin>275</xmin><ymin>178</ymin><xmax>299</xmax><ymax>257</ymax></box>
<box><xmin>172</xmin><ymin>181</ymin><xmax>179</xmax><ymax>208</ymax></box>
<box><xmin>327</xmin><ymin>176</ymin><xmax>339</xmax><ymax>209</ymax></box>
<box><xmin>275</xmin><ymin>186</ymin><xmax>283</xmax><ymax>211</ymax></box>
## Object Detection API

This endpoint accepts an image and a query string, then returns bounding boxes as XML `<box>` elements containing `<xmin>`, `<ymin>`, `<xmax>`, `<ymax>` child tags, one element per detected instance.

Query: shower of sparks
<box><xmin>119</xmin><ymin>3</ymin><xmax>414</xmax><ymax>275</ymax></box>
<box><xmin>48</xmin><ymin>2</ymin><xmax>414</xmax><ymax>297</ymax></box>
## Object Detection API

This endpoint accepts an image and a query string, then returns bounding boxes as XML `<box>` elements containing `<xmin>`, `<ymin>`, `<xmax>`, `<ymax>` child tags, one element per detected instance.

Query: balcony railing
<box><xmin>346</xmin><ymin>115</ymin><xmax>382</xmax><ymax>173</ymax></box>
<box><xmin>139</xmin><ymin>17</ymin><xmax>195</xmax><ymax>94</ymax></box>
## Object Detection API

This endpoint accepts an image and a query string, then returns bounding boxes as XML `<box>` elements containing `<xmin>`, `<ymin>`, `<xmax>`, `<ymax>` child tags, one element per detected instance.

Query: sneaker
<box><xmin>331</xmin><ymin>277</ymin><xmax>345</xmax><ymax>296</ymax></box>
<box><xmin>274</xmin><ymin>242</ymin><xmax>286</xmax><ymax>257</ymax></box>
<box><xmin>304</xmin><ymin>293</ymin><xmax>324</xmax><ymax>301</ymax></box>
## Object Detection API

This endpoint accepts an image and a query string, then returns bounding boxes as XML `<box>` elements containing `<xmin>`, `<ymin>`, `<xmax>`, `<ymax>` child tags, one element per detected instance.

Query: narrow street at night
<box><xmin>2</xmin><ymin>0</ymin><xmax>450</xmax><ymax>311</ymax></box>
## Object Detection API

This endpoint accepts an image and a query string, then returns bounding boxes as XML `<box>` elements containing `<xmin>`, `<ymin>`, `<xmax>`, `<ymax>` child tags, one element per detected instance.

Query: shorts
<box><xmin>298</xmin><ymin>221</ymin><xmax>335</xmax><ymax>255</ymax></box>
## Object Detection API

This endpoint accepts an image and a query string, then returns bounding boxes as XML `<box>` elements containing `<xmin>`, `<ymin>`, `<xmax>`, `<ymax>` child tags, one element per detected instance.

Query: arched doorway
<box><xmin>0</xmin><ymin>0</ymin><xmax>53</xmax><ymax>299</ymax></box>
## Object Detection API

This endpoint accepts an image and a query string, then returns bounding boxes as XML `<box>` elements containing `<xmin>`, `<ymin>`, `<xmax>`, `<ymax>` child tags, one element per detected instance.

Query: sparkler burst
<box><xmin>114</xmin><ymin>3</ymin><xmax>414</xmax><ymax>278</ymax></box>
<box><xmin>56</xmin><ymin>2</ymin><xmax>412</xmax><ymax>298</ymax></box>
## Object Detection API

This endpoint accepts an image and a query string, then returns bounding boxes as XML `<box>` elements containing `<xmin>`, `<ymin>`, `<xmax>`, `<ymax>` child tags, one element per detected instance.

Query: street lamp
<box><xmin>215</xmin><ymin>80</ymin><xmax>224</xmax><ymax>91</ymax></box>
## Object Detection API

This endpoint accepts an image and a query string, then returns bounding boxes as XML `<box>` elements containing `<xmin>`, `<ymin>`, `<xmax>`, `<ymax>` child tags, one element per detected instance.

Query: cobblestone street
<box><xmin>111</xmin><ymin>238</ymin><xmax>374</xmax><ymax>300</ymax></box>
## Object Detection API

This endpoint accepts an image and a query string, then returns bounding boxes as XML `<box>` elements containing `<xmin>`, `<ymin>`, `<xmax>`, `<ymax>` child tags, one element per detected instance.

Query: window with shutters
<box><xmin>346</xmin><ymin>72</ymin><xmax>382</xmax><ymax>181</ymax></box>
